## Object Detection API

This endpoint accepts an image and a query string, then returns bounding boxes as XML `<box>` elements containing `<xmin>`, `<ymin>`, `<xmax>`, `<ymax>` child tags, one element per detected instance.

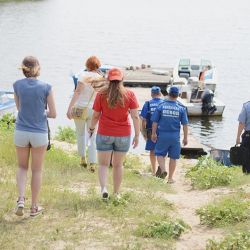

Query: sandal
<box><xmin>80</xmin><ymin>157</ymin><xmax>87</xmax><ymax>168</ymax></box>
<box><xmin>30</xmin><ymin>206</ymin><xmax>44</xmax><ymax>217</ymax></box>
<box><xmin>89</xmin><ymin>163</ymin><xmax>96</xmax><ymax>173</ymax></box>
<box><xmin>15</xmin><ymin>197</ymin><xmax>25</xmax><ymax>216</ymax></box>
<box><xmin>167</xmin><ymin>179</ymin><xmax>175</xmax><ymax>184</ymax></box>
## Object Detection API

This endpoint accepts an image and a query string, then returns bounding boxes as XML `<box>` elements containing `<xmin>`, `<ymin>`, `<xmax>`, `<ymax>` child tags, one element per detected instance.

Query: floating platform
<box><xmin>123</xmin><ymin>68</ymin><xmax>173</xmax><ymax>87</ymax></box>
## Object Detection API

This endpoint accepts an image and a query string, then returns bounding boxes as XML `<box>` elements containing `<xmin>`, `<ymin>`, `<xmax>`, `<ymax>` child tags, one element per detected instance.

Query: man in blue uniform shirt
<box><xmin>151</xmin><ymin>86</ymin><xmax>188</xmax><ymax>183</ymax></box>
<box><xmin>236</xmin><ymin>101</ymin><xmax>250</xmax><ymax>174</ymax></box>
<box><xmin>140</xmin><ymin>86</ymin><xmax>164</xmax><ymax>175</ymax></box>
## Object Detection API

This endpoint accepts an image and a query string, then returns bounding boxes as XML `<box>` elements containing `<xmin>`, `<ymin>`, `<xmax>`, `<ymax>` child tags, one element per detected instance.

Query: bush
<box><xmin>0</xmin><ymin>113</ymin><xmax>15</xmax><ymax>131</ymax></box>
<box><xmin>135</xmin><ymin>219</ymin><xmax>189</xmax><ymax>239</ymax></box>
<box><xmin>197</xmin><ymin>194</ymin><xmax>250</xmax><ymax>227</ymax></box>
<box><xmin>186</xmin><ymin>157</ymin><xmax>236</xmax><ymax>189</ymax></box>
<box><xmin>206</xmin><ymin>231</ymin><xmax>250</xmax><ymax>250</ymax></box>
<box><xmin>54</xmin><ymin>126</ymin><xmax>76</xmax><ymax>143</ymax></box>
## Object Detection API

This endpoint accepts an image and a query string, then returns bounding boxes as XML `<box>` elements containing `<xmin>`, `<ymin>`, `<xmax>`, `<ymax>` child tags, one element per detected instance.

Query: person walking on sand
<box><xmin>13</xmin><ymin>56</ymin><xmax>56</xmax><ymax>217</ymax></box>
<box><xmin>151</xmin><ymin>86</ymin><xmax>188</xmax><ymax>183</ymax></box>
<box><xmin>89</xmin><ymin>68</ymin><xmax>140</xmax><ymax>199</ymax></box>
<box><xmin>140</xmin><ymin>86</ymin><xmax>164</xmax><ymax>175</ymax></box>
<box><xmin>236</xmin><ymin>101</ymin><xmax>250</xmax><ymax>174</ymax></box>
<box><xmin>67</xmin><ymin>56</ymin><xmax>104</xmax><ymax>172</ymax></box>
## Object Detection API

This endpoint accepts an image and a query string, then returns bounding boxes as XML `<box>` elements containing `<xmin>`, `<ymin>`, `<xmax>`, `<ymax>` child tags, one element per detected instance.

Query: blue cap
<box><xmin>169</xmin><ymin>86</ymin><xmax>179</xmax><ymax>96</ymax></box>
<box><xmin>151</xmin><ymin>86</ymin><xmax>161</xmax><ymax>94</ymax></box>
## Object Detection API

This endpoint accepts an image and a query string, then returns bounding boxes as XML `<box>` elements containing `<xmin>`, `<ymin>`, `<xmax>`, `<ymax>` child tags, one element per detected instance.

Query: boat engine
<box><xmin>201</xmin><ymin>89</ymin><xmax>217</xmax><ymax>115</ymax></box>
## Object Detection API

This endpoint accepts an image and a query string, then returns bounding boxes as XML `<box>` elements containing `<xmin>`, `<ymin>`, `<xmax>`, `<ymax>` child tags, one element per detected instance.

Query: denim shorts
<box><xmin>96</xmin><ymin>134</ymin><xmax>131</xmax><ymax>152</ymax></box>
<box><xmin>14</xmin><ymin>130</ymin><xmax>48</xmax><ymax>148</ymax></box>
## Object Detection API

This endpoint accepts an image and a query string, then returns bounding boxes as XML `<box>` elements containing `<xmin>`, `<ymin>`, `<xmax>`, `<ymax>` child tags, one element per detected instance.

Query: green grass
<box><xmin>54</xmin><ymin>126</ymin><xmax>76</xmax><ymax>144</ymax></box>
<box><xmin>206</xmin><ymin>231</ymin><xmax>250</xmax><ymax>250</ymax></box>
<box><xmin>0</xmin><ymin>124</ymin><xmax>180</xmax><ymax>249</ymax></box>
<box><xmin>196</xmin><ymin>193</ymin><xmax>250</xmax><ymax>228</ymax></box>
<box><xmin>135</xmin><ymin>219</ymin><xmax>190</xmax><ymax>240</ymax></box>
<box><xmin>185</xmin><ymin>157</ymin><xmax>249</xmax><ymax>190</ymax></box>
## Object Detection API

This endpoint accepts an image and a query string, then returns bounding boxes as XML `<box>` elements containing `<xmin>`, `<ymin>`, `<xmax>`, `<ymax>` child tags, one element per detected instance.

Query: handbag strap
<box><xmin>85</xmin><ymin>89</ymin><xmax>95</xmax><ymax>108</ymax></box>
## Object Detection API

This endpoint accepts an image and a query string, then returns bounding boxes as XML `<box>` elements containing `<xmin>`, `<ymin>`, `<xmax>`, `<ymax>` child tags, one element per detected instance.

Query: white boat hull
<box><xmin>178</xmin><ymin>97</ymin><xmax>225</xmax><ymax>117</ymax></box>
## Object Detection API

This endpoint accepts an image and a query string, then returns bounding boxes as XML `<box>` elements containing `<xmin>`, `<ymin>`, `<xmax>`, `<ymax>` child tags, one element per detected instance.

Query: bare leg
<box><xmin>168</xmin><ymin>158</ymin><xmax>177</xmax><ymax>181</ymax></box>
<box><xmin>112</xmin><ymin>151</ymin><xmax>126</xmax><ymax>194</ymax></box>
<box><xmin>30</xmin><ymin>146</ymin><xmax>47</xmax><ymax>208</ymax></box>
<box><xmin>157</xmin><ymin>156</ymin><xmax>166</xmax><ymax>172</ymax></box>
<box><xmin>98</xmin><ymin>151</ymin><xmax>112</xmax><ymax>190</ymax></box>
<box><xmin>149</xmin><ymin>150</ymin><xmax>157</xmax><ymax>175</ymax></box>
<box><xmin>16</xmin><ymin>146</ymin><xmax>30</xmax><ymax>200</ymax></box>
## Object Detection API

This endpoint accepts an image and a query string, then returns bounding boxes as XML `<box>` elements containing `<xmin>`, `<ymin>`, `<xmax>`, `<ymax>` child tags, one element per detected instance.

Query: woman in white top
<box><xmin>67</xmin><ymin>56</ymin><xmax>104</xmax><ymax>171</ymax></box>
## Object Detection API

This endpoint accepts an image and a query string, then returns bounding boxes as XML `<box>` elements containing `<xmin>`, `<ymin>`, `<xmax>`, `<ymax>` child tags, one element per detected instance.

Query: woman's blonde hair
<box><xmin>85</xmin><ymin>56</ymin><xmax>101</xmax><ymax>71</ymax></box>
<box><xmin>102</xmin><ymin>80</ymin><xmax>127</xmax><ymax>108</ymax></box>
<box><xmin>20</xmin><ymin>56</ymin><xmax>40</xmax><ymax>78</ymax></box>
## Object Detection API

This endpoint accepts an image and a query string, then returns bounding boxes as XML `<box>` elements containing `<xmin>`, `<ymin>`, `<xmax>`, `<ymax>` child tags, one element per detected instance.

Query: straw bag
<box><xmin>72</xmin><ymin>91</ymin><xmax>95</xmax><ymax>120</ymax></box>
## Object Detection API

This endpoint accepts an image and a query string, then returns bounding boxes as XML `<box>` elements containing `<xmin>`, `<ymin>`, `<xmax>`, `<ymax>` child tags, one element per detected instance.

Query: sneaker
<box><xmin>114</xmin><ymin>193</ymin><xmax>121</xmax><ymax>200</ymax></box>
<box><xmin>101</xmin><ymin>187</ymin><xmax>109</xmax><ymax>200</ymax></box>
<box><xmin>80</xmin><ymin>157</ymin><xmax>87</xmax><ymax>168</ymax></box>
<box><xmin>160</xmin><ymin>171</ymin><xmax>168</xmax><ymax>179</ymax></box>
<box><xmin>155</xmin><ymin>166</ymin><xmax>162</xmax><ymax>178</ymax></box>
<box><xmin>167</xmin><ymin>179</ymin><xmax>175</xmax><ymax>184</ymax></box>
<box><xmin>30</xmin><ymin>206</ymin><xmax>44</xmax><ymax>217</ymax></box>
<box><xmin>15</xmin><ymin>197</ymin><xmax>25</xmax><ymax>216</ymax></box>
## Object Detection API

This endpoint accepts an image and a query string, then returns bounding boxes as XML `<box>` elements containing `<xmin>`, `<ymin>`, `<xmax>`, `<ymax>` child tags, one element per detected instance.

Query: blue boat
<box><xmin>0</xmin><ymin>91</ymin><xmax>16</xmax><ymax>117</ymax></box>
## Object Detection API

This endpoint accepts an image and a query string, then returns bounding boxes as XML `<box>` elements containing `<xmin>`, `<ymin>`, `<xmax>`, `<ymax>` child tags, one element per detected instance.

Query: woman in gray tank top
<box><xmin>13</xmin><ymin>56</ymin><xmax>56</xmax><ymax>217</ymax></box>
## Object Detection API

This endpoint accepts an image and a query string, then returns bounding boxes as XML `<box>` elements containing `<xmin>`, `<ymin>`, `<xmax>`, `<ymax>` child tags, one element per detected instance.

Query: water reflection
<box><xmin>189</xmin><ymin>116</ymin><xmax>223</xmax><ymax>147</ymax></box>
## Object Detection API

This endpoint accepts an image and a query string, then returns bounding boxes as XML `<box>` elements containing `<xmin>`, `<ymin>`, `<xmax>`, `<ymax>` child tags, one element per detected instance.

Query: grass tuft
<box><xmin>135</xmin><ymin>219</ymin><xmax>189</xmax><ymax>239</ymax></box>
<box><xmin>206</xmin><ymin>231</ymin><xmax>250</xmax><ymax>250</ymax></box>
<box><xmin>186</xmin><ymin>157</ymin><xmax>239</xmax><ymax>189</ymax></box>
<box><xmin>54</xmin><ymin>126</ymin><xmax>76</xmax><ymax>144</ymax></box>
<box><xmin>197</xmin><ymin>193</ymin><xmax>250</xmax><ymax>227</ymax></box>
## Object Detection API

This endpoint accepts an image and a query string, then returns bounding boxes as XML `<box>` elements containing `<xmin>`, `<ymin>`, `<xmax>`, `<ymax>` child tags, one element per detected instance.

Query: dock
<box><xmin>123</xmin><ymin>67</ymin><xmax>173</xmax><ymax>87</ymax></box>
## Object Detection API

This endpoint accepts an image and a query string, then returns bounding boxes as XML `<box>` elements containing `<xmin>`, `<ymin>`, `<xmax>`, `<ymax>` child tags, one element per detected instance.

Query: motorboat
<box><xmin>0</xmin><ymin>91</ymin><xmax>16</xmax><ymax>117</ymax></box>
<box><xmin>173</xmin><ymin>58</ymin><xmax>217</xmax><ymax>92</ymax></box>
<box><xmin>174</xmin><ymin>85</ymin><xmax>225</xmax><ymax>117</ymax></box>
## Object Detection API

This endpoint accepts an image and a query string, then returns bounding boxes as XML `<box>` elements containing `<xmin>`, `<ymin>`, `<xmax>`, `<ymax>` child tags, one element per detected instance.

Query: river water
<box><xmin>1</xmin><ymin>0</ymin><xmax>250</xmax><ymax>151</ymax></box>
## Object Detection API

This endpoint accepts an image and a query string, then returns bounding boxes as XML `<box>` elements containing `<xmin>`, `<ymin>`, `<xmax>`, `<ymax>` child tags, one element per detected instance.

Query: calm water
<box><xmin>1</xmin><ymin>0</ymin><xmax>250</xmax><ymax>151</ymax></box>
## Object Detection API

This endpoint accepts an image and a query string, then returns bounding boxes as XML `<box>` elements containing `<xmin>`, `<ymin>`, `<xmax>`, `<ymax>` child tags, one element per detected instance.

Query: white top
<box><xmin>75</xmin><ymin>71</ymin><xmax>100</xmax><ymax>107</ymax></box>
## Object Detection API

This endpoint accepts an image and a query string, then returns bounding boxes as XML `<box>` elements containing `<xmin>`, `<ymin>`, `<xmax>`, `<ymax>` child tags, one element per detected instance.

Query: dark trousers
<box><xmin>241</xmin><ymin>131</ymin><xmax>250</xmax><ymax>173</ymax></box>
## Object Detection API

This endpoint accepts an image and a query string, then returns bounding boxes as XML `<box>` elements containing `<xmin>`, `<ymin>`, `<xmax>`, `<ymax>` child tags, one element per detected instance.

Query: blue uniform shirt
<box><xmin>238</xmin><ymin>101</ymin><xmax>250</xmax><ymax>131</ymax></box>
<box><xmin>151</xmin><ymin>100</ymin><xmax>188</xmax><ymax>133</ymax></box>
<box><xmin>140</xmin><ymin>98</ymin><xmax>164</xmax><ymax>129</ymax></box>
<box><xmin>13</xmin><ymin>78</ymin><xmax>51</xmax><ymax>133</ymax></box>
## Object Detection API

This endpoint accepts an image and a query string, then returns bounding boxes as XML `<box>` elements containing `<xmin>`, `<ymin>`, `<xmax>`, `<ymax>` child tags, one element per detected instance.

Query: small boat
<box><xmin>0</xmin><ymin>91</ymin><xmax>16</xmax><ymax>117</ymax></box>
<box><xmin>173</xmin><ymin>58</ymin><xmax>217</xmax><ymax>92</ymax></box>
<box><xmin>173</xmin><ymin>85</ymin><xmax>225</xmax><ymax>116</ymax></box>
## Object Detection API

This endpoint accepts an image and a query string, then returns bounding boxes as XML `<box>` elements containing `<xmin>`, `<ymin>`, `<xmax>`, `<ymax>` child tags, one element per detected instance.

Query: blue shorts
<box><xmin>145</xmin><ymin>139</ymin><xmax>156</xmax><ymax>151</ymax></box>
<box><xmin>96</xmin><ymin>134</ymin><xmax>131</xmax><ymax>152</ymax></box>
<box><xmin>155</xmin><ymin>132</ymin><xmax>181</xmax><ymax>159</ymax></box>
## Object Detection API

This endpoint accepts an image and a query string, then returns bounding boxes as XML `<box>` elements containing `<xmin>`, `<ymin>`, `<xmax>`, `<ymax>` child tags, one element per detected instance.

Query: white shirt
<box><xmin>75</xmin><ymin>71</ymin><xmax>100</xmax><ymax>107</ymax></box>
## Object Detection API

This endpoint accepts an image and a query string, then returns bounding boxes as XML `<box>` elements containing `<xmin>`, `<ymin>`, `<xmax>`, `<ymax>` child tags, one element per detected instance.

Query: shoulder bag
<box><xmin>71</xmin><ymin>90</ymin><xmax>95</xmax><ymax>120</ymax></box>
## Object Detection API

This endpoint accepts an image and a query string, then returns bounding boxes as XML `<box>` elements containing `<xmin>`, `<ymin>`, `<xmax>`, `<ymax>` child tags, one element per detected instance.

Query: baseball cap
<box><xmin>169</xmin><ymin>86</ymin><xmax>179</xmax><ymax>96</ymax></box>
<box><xmin>151</xmin><ymin>86</ymin><xmax>161</xmax><ymax>94</ymax></box>
<box><xmin>107</xmin><ymin>68</ymin><xmax>123</xmax><ymax>81</ymax></box>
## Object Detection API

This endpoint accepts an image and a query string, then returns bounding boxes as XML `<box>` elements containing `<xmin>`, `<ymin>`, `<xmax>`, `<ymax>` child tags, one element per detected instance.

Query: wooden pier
<box><xmin>123</xmin><ymin>67</ymin><xmax>173</xmax><ymax>87</ymax></box>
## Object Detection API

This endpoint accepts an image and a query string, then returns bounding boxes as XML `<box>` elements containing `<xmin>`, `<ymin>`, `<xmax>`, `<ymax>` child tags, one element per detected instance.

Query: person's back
<box><xmin>140</xmin><ymin>86</ymin><xmax>163</xmax><ymax>175</ymax></box>
<box><xmin>13</xmin><ymin>56</ymin><xmax>56</xmax><ymax>217</ymax></box>
<box><xmin>14</xmin><ymin>78</ymin><xmax>51</xmax><ymax>133</ymax></box>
